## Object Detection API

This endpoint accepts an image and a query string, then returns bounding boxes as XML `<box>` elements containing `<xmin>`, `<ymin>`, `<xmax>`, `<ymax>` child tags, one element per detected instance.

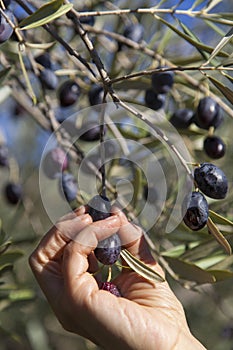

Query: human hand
<box><xmin>29</xmin><ymin>206</ymin><xmax>206</xmax><ymax>350</ymax></box>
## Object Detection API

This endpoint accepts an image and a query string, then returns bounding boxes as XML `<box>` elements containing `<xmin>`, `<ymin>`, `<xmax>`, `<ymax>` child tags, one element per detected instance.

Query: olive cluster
<box><xmin>183</xmin><ymin>163</ymin><xmax>228</xmax><ymax>231</ymax></box>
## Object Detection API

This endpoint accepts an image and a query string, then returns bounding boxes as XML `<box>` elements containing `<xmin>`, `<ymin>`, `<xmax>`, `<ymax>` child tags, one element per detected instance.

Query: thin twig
<box><xmin>14</xmin><ymin>0</ymin><xmax>95</xmax><ymax>77</ymax></box>
<box><xmin>85</xmin><ymin>24</ymin><xmax>233</xmax><ymax>119</ymax></box>
<box><xmin>66</xmin><ymin>5</ymin><xmax>193</xmax><ymax>181</ymax></box>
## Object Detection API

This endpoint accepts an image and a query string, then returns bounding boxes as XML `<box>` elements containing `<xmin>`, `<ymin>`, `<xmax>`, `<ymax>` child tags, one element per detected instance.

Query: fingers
<box><xmin>62</xmin><ymin>215</ymin><xmax>121</xmax><ymax>292</ymax></box>
<box><xmin>56</xmin><ymin>205</ymin><xmax>87</xmax><ymax>223</ymax></box>
<box><xmin>29</xmin><ymin>213</ymin><xmax>92</xmax><ymax>274</ymax></box>
<box><xmin>112</xmin><ymin>207</ymin><xmax>156</xmax><ymax>265</ymax></box>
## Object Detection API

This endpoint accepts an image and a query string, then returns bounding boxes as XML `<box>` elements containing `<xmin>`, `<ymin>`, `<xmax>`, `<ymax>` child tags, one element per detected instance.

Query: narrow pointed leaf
<box><xmin>0</xmin><ymin>251</ymin><xmax>23</xmax><ymax>265</ymax></box>
<box><xmin>207</xmin><ymin>217</ymin><xmax>232</xmax><ymax>255</ymax></box>
<box><xmin>18</xmin><ymin>48</ymin><xmax>37</xmax><ymax>104</ymax></box>
<box><xmin>20</xmin><ymin>2</ymin><xmax>73</xmax><ymax>30</ymax></box>
<box><xmin>204</xmin><ymin>19</ymin><xmax>225</xmax><ymax>37</ymax></box>
<box><xmin>0</xmin><ymin>67</ymin><xmax>11</xmax><ymax>85</ymax></box>
<box><xmin>26</xmin><ymin>41</ymin><xmax>55</xmax><ymax>49</ymax></box>
<box><xmin>165</xmin><ymin>256</ymin><xmax>216</xmax><ymax>283</ymax></box>
<box><xmin>207</xmin><ymin>269</ymin><xmax>233</xmax><ymax>281</ymax></box>
<box><xmin>180</xmin><ymin>239</ymin><xmax>220</xmax><ymax>261</ymax></box>
<box><xmin>207</xmin><ymin>75</ymin><xmax>233</xmax><ymax>105</ymax></box>
<box><xmin>190</xmin><ymin>0</ymin><xmax>207</xmax><ymax>10</ymax></box>
<box><xmin>204</xmin><ymin>26</ymin><xmax>233</xmax><ymax>65</ymax></box>
<box><xmin>205</xmin><ymin>0</ymin><xmax>222</xmax><ymax>12</ymax></box>
<box><xmin>9</xmin><ymin>289</ymin><xmax>35</xmax><ymax>301</ymax></box>
<box><xmin>120</xmin><ymin>249</ymin><xmax>165</xmax><ymax>282</ymax></box>
<box><xmin>161</xmin><ymin>244</ymin><xmax>188</xmax><ymax>258</ymax></box>
<box><xmin>53</xmin><ymin>69</ymin><xmax>80</xmax><ymax>76</ymax></box>
<box><xmin>0</xmin><ymin>241</ymin><xmax>11</xmax><ymax>255</ymax></box>
<box><xmin>207</xmin><ymin>254</ymin><xmax>233</xmax><ymax>270</ymax></box>
<box><xmin>178</xmin><ymin>19</ymin><xmax>209</xmax><ymax>59</ymax></box>
<box><xmin>0</xmin><ymin>264</ymin><xmax>13</xmax><ymax>277</ymax></box>
<box><xmin>153</xmin><ymin>14</ymin><xmax>228</xmax><ymax>57</ymax></box>
<box><xmin>221</xmin><ymin>72</ymin><xmax>233</xmax><ymax>85</ymax></box>
<box><xmin>209</xmin><ymin>210</ymin><xmax>233</xmax><ymax>227</ymax></box>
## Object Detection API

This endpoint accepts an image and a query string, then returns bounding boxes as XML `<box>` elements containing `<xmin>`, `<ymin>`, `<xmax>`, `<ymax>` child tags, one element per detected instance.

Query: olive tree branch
<box><xmin>14</xmin><ymin>0</ymin><xmax>96</xmax><ymax>77</ymax></box>
<box><xmin>74</xmin><ymin>8</ymin><xmax>233</xmax><ymax>26</ymax></box>
<box><xmin>84</xmin><ymin>24</ymin><xmax>233</xmax><ymax>119</ymax></box>
<box><xmin>65</xmin><ymin>4</ymin><xmax>193</xmax><ymax>181</ymax></box>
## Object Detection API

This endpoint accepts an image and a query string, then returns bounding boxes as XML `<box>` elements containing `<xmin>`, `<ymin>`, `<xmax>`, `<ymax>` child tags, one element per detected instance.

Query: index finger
<box><xmin>29</xmin><ymin>212</ymin><xmax>92</xmax><ymax>274</ymax></box>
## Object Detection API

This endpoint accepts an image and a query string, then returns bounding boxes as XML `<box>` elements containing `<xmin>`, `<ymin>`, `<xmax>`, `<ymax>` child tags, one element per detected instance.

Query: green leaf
<box><xmin>0</xmin><ymin>264</ymin><xmax>13</xmax><ymax>277</ymax></box>
<box><xmin>164</xmin><ymin>256</ymin><xmax>216</xmax><ymax>283</ymax></box>
<box><xmin>195</xmin><ymin>255</ymin><xmax>227</xmax><ymax>269</ymax></box>
<box><xmin>114</xmin><ymin>79</ymin><xmax>149</xmax><ymax>91</ymax></box>
<box><xmin>204</xmin><ymin>19</ymin><xmax>225</xmax><ymax>37</ymax></box>
<box><xmin>157</xmin><ymin>27</ymin><xmax>173</xmax><ymax>54</ymax></box>
<box><xmin>161</xmin><ymin>243</ymin><xmax>190</xmax><ymax>258</ymax></box>
<box><xmin>207</xmin><ymin>75</ymin><xmax>233</xmax><ymax>105</ymax></box>
<box><xmin>205</xmin><ymin>0</ymin><xmax>223</xmax><ymax>12</ymax></box>
<box><xmin>120</xmin><ymin>249</ymin><xmax>165</xmax><ymax>283</ymax></box>
<box><xmin>18</xmin><ymin>47</ymin><xmax>37</xmax><ymax>105</ymax></box>
<box><xmin>203</xmin><ymin>26</ymin><xmax>233</xmax><ymax>65</ymax></box>
<box><xmin>9</xmin><ymin>289</ymin><xmax>35</xmax><ymax>302</ymax></box>
<box><xmin>207</xmin><ymin>269</ymin><xmax>233</xmax><ymax>281</ymax></box>
<box><xmin>180</xmin><ymin>239</ymin><xmax>221</xmax><ymax>262</ymax></box>
<box><xmin>207</xmin><ymin>217</ymin><xmax>232</xmax><ymax>255</ymax></box>
<box><xmin>0</xmin><ymin>251</ymin><xmax>23</xmax><ymax>266</ymax></box>
<box><xmin>152</xmin><ymin>14</ymin><xmax>228</xmax><ymax>57</ymax></box>
<box><xmin>209</xmin><ymin>210</ymin><xmax>233</xmax><ymax>227</ymax></box>
<box><xmin>207</xmin><ymin>254</ymin><xmax>233</xmax><ymax>270</ymax></box>
<box><xmin>26</xmin><ymin>41</ymin><xmax>55</xmax><ymax>49</ymax></box>
<box><xmin>177</xmin><ymin>18</ymin><xmax>209</xmax><ymax>60</ymax></box>
<box><xmin>20</xmin><ymin>2</ymin><xmax>73</xmax><ymax>30</ymax></box>
<box><xmin>0</xmin><ymin>67</ymin><xmax>11</xmax><ymax>85</ymax></box>
<box><xmin>190</xmin><ymin>0</ymin><xmax>207</xmax><ymax>10</ymax></box>
<box><xmin>0</xmin><ymin>241</ymin><xmax>11</xmax><ymax>255</ymax></box>
<box><xmin>0</xmin><ymin>227</ymin><xmax>7</xmax><ymax>246</ymax></box>
<box><xmin>54</xmin><ymin>68</ymin><xmax>81</xmax><ymax>76</ymax></box>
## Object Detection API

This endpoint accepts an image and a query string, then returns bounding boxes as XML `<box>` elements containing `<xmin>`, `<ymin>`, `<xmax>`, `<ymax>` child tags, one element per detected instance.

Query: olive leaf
<box><xmin>120</xmin><ymin>249</ymin><xmax>165</xmax><ymax>283</ymax></box>
<box><xmin>164</xmin><ymin>256</ymin><xmax>216</xmax><ymax>283</ymax></box>
<box><xmin>25</xmin><ymin>41</ymin><xmax>55</xmax><ymax>49</ymax></box>
<box><xmin>207</xmin><ymin>75</ymin><xmax>233</xmax><ymax>105</ymax></box>
<box><xmin>177</xmin><ymin>18</ymin><xmax>209</xmax><ymax>60</ymax></box>
<box><xmin>0</xmin><ymin>264</ymin><xmax>13</xmax><ymax>277</ymax></box>
<box><xmin>19</xmin><ymin>1</ymin><xmax>73</xmax><ymax>30</ymax></box>
<box><xmin>209</xmin><ymin>210</ymin><xmax>233</xmax><ymax>227</ymax></box>
<box><xmin>9</xmin><ymin>289</ymin><xmax>35</xmax><ymax>302</ymax></box>
<box><xmin>207</xmin><ymin>269</ymin><xmax>233</xmax><ymax>281</ymax></box>
<box><xmin>152</xmin><ymin>14</ymin><xmax>228</xmax><ymax>57</ymax></box>
<box><xmin>203</xmin><ymin>26</ymin><xmax>233</xmax><ymax>65</ymax></box>
<box><xmin>0</xmin><ymin>67</ymin><xmax>11</xmax><ymax>85</ymax></box>
<box><xmin>207</xmin><ymin>217</ymin><xmax>232</xmax><ymax>255</ymax></box>
<box><xmin>180</xmin><ymin>239</ymin><xmax>221</xmax><ymax>262</ymax></box>
<box><xmin>207</xmin><ymin>253</ymin><xmax>233</xmax><ymax>270</ymax></box>
<box><xmin>18</xmin><ymin>48</ymin><xmax>37</xmax><ymax>105</ymax></box>
<box><xmin>204</xmin><ymin>0</ymin><xmax>222</xmax><ymax>12</ymax></box>
<box><xmin>0</xmin><ymin>251</ymin><xmax>24</xmax><ymax>265</ymax></box>
<box><xmin>190</xmin><ymin>0</ymin><xmax>207</xmax><ymax>10</ymax></box>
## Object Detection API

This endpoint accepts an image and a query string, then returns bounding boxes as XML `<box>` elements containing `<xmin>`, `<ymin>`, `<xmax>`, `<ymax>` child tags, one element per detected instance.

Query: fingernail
<box><xmin>74</xmin><ymin>214</ymin><xmax>89</xmax><ymax>221</ymax></box>
<box><xmin>104</xmin><ymin>215</ymin><xmax>118</xmax><ymax>222</ymax></box>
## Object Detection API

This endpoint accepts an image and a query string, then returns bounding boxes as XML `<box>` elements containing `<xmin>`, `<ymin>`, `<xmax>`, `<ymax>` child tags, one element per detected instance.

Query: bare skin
<box><xmin>29</xmin><ymin>206</ymin><xmax>206</xmax><ymax>350</ymax></box>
